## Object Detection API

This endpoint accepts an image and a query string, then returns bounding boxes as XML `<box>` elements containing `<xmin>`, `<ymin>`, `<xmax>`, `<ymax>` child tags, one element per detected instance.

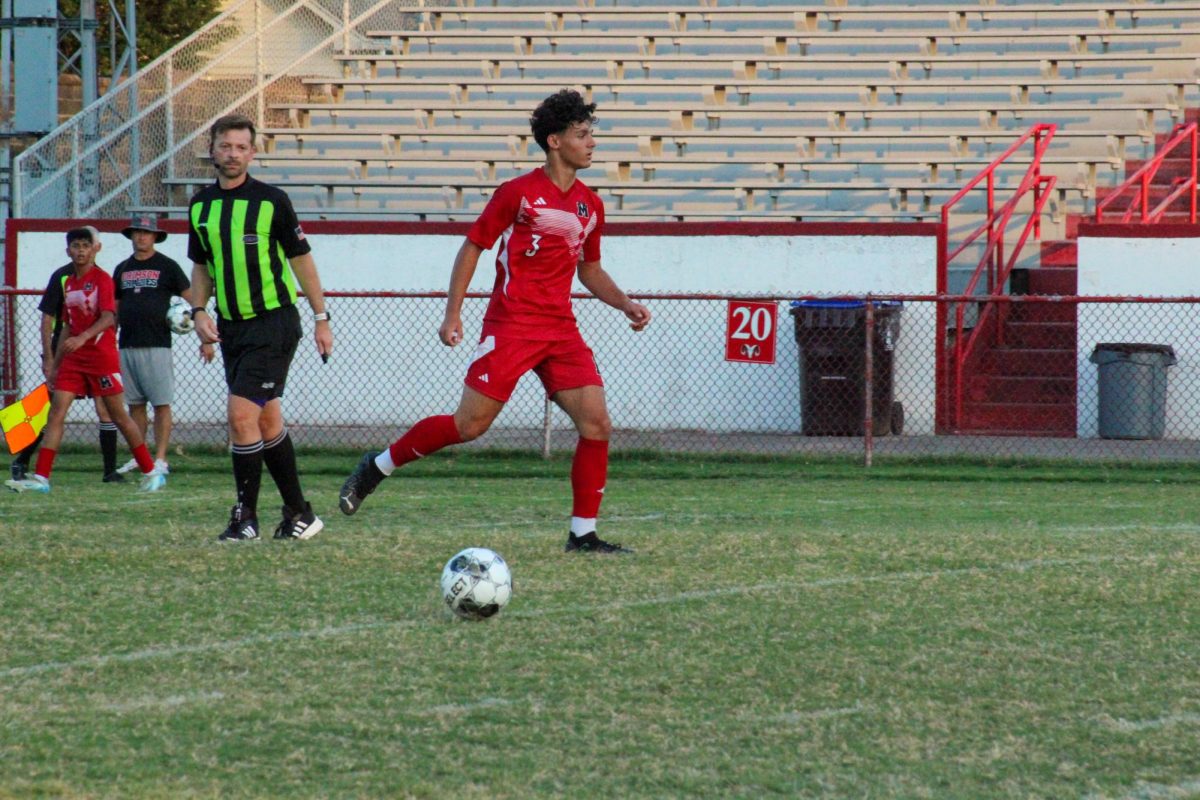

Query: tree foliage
<box><xmin>59</xmin><ymin>0</ymin><xmax>224</xmax><ymax>73</ymax></box>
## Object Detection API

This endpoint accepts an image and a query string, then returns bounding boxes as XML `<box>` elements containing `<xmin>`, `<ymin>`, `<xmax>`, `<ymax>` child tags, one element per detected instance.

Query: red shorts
<box><xmin>54</xmin><ymin>362</ymin><xmax>124</xmax><ymax>398</ymax></box>
<box><xmin>464</xmin><ymin>327</ymin><xmax>603</xmax><ymax>403</ymax></box>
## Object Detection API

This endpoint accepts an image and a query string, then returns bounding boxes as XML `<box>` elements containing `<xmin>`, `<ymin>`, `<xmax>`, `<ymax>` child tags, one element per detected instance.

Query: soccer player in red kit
<box><xmin>340</xmin><ymin>89</ymin><xmax>651</xmax><ymax>553</ymax></box>
<box><xmin>5</xmin><ymin>227</ymin><xmax>164</xmax><ymax>493</ymax></box>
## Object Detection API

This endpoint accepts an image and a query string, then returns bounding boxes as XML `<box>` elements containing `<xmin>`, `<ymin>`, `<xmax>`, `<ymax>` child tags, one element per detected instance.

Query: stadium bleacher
<box><xmin>116</xmin><ymin>0</ymin><xmax>1200</xmax><ymax>229</ymax></box>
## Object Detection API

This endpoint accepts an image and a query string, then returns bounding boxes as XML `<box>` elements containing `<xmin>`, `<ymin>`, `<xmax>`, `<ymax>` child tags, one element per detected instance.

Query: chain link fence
<box><xmin>3</xmin><ymin>289</ymin><xmax>1199</xmax><ymax>462</ymax></box>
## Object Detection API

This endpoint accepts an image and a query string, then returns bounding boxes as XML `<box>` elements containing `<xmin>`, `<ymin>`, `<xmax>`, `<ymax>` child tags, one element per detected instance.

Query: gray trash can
<box><xmin>1089</xmin><ymin>343</ymin><xmax>1177</xmax><ymax>440</ymax></box>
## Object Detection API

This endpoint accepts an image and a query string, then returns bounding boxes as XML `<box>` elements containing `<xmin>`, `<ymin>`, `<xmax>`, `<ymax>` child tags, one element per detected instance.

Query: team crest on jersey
<box><xmin>243</xmin><ymin>234</ymin><xmax>259</xmax><ymax>245</ymax></box>
<box><xmin>294</xmin><ymin>225</ymin><xmax>306</xmax><ymax>240</ymax></box>
<box><xmin>576</xmin><ymin>201</ymin><xmax>589</xmax><ymax>218</ymax></box>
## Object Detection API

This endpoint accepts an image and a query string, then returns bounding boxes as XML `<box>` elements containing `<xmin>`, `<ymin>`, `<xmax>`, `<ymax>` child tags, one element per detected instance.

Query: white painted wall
<box><xmin>1076</xmin><ymin>234</ymin><xmax>1198</xmax><ymax>438</ymax></box>
<box><xmin>13</xmin><ymin>228</ymin><xmax>939</xmax><ymax>434</ymax></box>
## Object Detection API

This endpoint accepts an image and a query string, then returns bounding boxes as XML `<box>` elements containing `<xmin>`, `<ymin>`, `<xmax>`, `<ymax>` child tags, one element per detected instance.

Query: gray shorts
<box><xmin>119</xmin><ymin>347</ymin><xmax>175</xmax><ymax>407</ymax></box>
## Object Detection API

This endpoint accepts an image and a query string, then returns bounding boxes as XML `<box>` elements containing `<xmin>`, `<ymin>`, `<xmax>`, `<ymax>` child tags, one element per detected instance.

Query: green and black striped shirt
<box><xmin>187</xmin><ymin>175</ymin><xmax>311</xmax><ymax>321</ymax></box>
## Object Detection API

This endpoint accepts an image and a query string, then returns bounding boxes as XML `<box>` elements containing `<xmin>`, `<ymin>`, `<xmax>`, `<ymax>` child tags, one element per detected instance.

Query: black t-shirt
<box><xmin>38</xmin><ymin>264</ymin><xmax>73</xmax><ymax>351</ymax></box>
<box><xmin>112</xmin><ymin>251</ymin><xmax>191</xmax><ymax>348</ymax></box>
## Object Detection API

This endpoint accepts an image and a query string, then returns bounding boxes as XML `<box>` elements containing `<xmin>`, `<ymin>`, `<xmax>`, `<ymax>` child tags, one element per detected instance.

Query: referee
<box><xmin>188</xmin><ymin>113</ymin><xmax>334</xmax><ymax>541</ymax></box>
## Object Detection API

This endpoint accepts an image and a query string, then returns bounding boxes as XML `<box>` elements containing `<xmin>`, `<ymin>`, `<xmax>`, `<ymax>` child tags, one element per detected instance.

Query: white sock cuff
<box><xmin>570</xmin><ymin>517</ymin><xmax>597</xmax><ymax>537</ymax></box>
<box><xmin>375</xmin><ymin>449</ymin><xmax>396</xmax><ymax>475</ymax></box>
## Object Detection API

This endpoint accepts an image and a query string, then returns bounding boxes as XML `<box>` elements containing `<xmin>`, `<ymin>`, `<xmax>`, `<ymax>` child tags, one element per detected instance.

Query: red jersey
<box><xmin>467</xmin><ymin>168</ymin><xmax>603</xmax><ymax>340</ymax></box>
<box><xmin>62</xmin><ymin>265</ymin><xmax>119</xmax><ymax>373</ymax></box>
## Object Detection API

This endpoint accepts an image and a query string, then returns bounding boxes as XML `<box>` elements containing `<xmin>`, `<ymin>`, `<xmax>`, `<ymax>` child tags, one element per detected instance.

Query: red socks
<box><xmin>132</xmin><ymin>443</ymin><xmax>155</xmax><ymax>474</ymax></box>
<box><xmin>571</xmin><ymin>437</ymin><xmax>608</xmax><ymax>519</ymax></box>
<box><xmin>33</xmin><ymin>443</ymin><xmax>152</xmax><ymax>480</ymax></box>
<box><xmin>388</xmin><ymin>415</ymin><xmax>462</xmax><ymax>468</ymax></box>
<box><xmin>34</xmin><ymin>448</ymin><xmax>57</xmax><ymax>480</ymax></box>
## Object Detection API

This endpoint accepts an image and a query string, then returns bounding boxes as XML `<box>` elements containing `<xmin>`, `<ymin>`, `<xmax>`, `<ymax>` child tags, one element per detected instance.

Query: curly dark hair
<box><xmin>530</xmin><ymin>89</ymin><xmax>597</xmax><ymax>153</ymax></box>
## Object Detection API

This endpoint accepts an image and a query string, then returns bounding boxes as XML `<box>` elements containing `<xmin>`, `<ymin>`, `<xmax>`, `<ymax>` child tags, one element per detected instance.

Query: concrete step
<box><xmin>1124</xmin><ymin>157</ymin><xmax>1196</xmax><ymax>182</ymax></box>
<box><xmin>979</xmin><ymin>347</ymin><xmax>1074</xmax><ymax>377</ymax></box>
<box><xmin>1026</xmin><ymin>267</ymin><xmax>1077</xmax><ymax>294</ymax></box>
<box><xmin>1039</xmin><ymin>240</ymin><xmax>1077</xmax><ymax>268</ymax></box>
<box><xmin>1009</xmin><ymin>300</ymin><xmax>1076</xmax><ymax>324</ymax></box>
<box><xmin>1000</xmin><ymin>319</ymin><xmax>1077</xmax><ymax>349</ymax></box>
<box><xmin>959</xmin><ymin>401</ymin><xmax>1076</xmax><ymax>434</ymax></box>
<box><xmin>967</xmin><ymin>374</ymin><xmax>1076</xmax><ymax>404</ymax></box>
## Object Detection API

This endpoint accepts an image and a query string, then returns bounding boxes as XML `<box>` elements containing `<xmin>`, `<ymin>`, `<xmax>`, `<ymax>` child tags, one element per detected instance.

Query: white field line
<box><xmin>0</xmin><ymin>555</ymin><xmax>1133</xmax><ymax>680</ymax></box>
<box><xmin>457</xmin><ymin>513</ymin><xmax>666</xmax><ymax>530</ymax></box>
<box><xmin>1099</xmin><ymin>713</ymin><xmax>1200</xmax><ymax>733</ymax></box>
<box><xmin>1085</xmin><ymin>777</ymin><xmax>1200</xmax><ymax>800</ymax></box>
<box><xmin>418</xmin><ymin>697</ymin><xmax>514</xmax><ymax>716</ymax></box>
<box><xmin>1054</xmin><ymin>523</ymin><xmax>1200</xmax><ymax>535</ymax></box>
<box><xmin>101</xmin><ymin>690</ymin><xmax>226</xmax><ymax>713</ymax></box>
<box><xmin>759</xmin><ymin>702</ymin><xmax>870</xmax><ymax>724</ymax></box>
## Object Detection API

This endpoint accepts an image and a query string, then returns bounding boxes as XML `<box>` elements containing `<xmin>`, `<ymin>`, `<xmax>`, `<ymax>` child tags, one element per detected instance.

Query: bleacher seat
<box><xmin>145</xmin><ymin>1</ymin><xmax>1200</xmax><ymax>225</ymax></box>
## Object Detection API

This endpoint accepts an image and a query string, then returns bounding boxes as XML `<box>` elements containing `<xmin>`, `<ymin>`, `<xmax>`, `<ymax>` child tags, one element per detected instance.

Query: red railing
<box><xmin>1095</xmin><ymin>122</ymin><xmax>1198</xmax><ymax>225</ymax></box>
<box><xmin>937</xmin><ymin>123</ymin><xmax>1058</xmax><ymax>431</ymax></box>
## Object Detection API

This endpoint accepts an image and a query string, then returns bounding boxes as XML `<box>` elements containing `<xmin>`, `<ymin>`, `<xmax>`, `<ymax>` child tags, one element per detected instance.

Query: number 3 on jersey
<box><xmin>524</xmin><ymin>234</ymin><xmax>542</xmax><ymax>257</ymax></box>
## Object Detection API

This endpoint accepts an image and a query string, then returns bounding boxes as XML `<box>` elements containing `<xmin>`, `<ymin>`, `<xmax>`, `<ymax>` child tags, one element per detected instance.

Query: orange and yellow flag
<box><xmin>1</xmin><ymin>383</ymin><xmax>50</xmax><ymax>454</ymax></box>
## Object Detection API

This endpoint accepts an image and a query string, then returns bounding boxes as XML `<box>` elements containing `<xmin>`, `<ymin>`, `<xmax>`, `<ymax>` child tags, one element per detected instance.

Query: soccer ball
<box><xmin>440</xmin><ymin>547</ymin><xmax>513</xmax><ymax>620</ymax></box>
<box><xmin>166</xmin><ymin>300</ymin><xmax>194</xmax><ymax>335</ymax></box>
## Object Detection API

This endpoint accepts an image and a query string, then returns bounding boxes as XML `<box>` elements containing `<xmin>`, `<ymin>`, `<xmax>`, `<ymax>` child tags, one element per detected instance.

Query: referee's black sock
<box><xmin>231</xmin><ymin>441</ymin><xmax>265</xmax><ymax>519</ymax></box>
<box><xmin>98</xmin><ymin>422</ymin><xmax>118</xmax><ymax>475</ymax></box>
<box><xmin>263</xmin><ymin>429</ymin><xmax>306</xmax><ymax>514</ymax></box>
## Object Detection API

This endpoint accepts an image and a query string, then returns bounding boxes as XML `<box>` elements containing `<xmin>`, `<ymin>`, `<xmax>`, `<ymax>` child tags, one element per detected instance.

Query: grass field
<box><xmin>2</xmin><ymin>450</ymin><xmax>1199</xmax><ymax>799</ymax></box>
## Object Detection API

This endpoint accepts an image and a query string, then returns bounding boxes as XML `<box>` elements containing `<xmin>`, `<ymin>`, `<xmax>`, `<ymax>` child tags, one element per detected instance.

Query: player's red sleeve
<box><xmin>467</xmin><ymin>179</ymin><xmax>521</xmax><ymax>250</ymax></box>
<box><xmin>582</xmin><ymin>193</ymin><xmax>604</xmax><ymax>263</ymax></box>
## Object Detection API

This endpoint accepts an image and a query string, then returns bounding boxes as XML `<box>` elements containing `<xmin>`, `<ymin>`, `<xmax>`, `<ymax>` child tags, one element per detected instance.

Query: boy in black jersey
<box><xmin>113</xmin><ymin>214</ymin><xmax>214</xmax><ymax>477</ymax></box>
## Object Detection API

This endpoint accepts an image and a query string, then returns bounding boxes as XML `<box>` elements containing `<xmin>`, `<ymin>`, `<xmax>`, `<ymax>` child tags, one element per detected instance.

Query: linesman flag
<box><xmin>1</xmin><ymin>383</ymin><xmax>50</xmax><ymax>454</ymax></box>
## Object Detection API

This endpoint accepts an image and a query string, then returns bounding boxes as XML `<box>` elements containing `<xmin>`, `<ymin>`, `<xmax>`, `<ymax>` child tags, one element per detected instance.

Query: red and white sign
<box><xmin>725</xmin><ymin>300</ymin><xmax>778</xmax><ymax>364</ymax></box>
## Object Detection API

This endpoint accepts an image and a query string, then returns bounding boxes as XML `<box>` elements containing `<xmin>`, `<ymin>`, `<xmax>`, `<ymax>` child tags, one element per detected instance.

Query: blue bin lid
<box><xmin>789</xmin><ymin>299</ymin><xmax>903</xmax><ymax>309</ymax></box>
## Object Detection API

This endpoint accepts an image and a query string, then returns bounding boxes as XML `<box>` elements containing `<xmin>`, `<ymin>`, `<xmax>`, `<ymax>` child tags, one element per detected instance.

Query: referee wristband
<box><xmin>191</xmin><ymin>306</ymin><xmax>208</xmax><ymax>317</ymax></box>
<box><xmin>313</xmin><ymin>311</ymin><xmax>330</xmax><ymax>322</ymax></box>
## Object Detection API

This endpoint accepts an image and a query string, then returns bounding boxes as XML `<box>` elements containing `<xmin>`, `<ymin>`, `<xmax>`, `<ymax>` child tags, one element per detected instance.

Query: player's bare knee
<box><xmin>577</xmin><ymin>413</ymin><xmax>611</xmax><ymax>441</ymax></box>
<box><xmin>456</xmin><ymin>415</ymin><xmax>492</xmax><ymax>442</ymax></box>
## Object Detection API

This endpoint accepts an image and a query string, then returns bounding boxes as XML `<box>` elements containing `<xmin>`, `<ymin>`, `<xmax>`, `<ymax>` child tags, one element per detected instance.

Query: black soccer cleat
<box><xmin>273</xmin><ymin>501</ymin><xmax>324</xmax><ymax>540</ymax></box>
<box><xmin>10</xmin><ymin>461</ymin><xmax>27</xmax><ymax>482</ymax></box>
<box><xmin>102</xmin><ymin>471</ymin><xmax>126</xmax><ymax>483</ymax></box>
<box><xmin>565</xmin><ymin>531</ymin><xmax>633</xmax><ymax>554</ymax></box>
<box><xmin>339</xmin><ymin>451</ymin><xmax>384</xmax><ymax>516</ymax></box>
<box><xmin>218</xmin><ymin>503</ymin><xmax>260</xmax><ymax>541</ymax></box>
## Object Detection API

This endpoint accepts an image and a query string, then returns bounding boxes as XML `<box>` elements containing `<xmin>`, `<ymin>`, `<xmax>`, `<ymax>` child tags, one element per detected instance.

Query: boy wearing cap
<box><xmin>112</xmin><ymin>215</ymin><xmax>213</xmax><ymax>477</ymax></box>
<box><xmin>6</xmin><ymin>227</ymin><xmax>165</xmax><ymax>493</ymax></box>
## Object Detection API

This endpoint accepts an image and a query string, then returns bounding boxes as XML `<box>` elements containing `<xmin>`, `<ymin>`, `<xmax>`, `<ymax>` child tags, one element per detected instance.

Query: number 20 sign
<box><xmin>725</xmin><ymin>300</ymin><xmax>778</xmax><ymax>364</ymax></box>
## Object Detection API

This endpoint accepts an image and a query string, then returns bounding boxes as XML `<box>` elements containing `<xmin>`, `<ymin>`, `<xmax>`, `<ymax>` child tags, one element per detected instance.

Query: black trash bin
<box><xmin>789</xmin><ymin>299</ymin><xmax>904</xmax><ymax>436</ymax></box>
<box><xmin>1089</xmin><ymin>343</ymin><xmax>1176</xmax><ymax>440</ymax></box>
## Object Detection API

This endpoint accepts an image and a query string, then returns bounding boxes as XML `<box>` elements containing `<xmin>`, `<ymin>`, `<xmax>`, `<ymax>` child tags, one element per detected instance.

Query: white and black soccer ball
<box><xmin>440</xmin><ymin>547</ymin><xmax>513</xmax><ymax>620</ymax></box>
<box><xmin>166</xmin><ymin>299</ymin><xmax>194</xmax><ymax>335</ymax></box>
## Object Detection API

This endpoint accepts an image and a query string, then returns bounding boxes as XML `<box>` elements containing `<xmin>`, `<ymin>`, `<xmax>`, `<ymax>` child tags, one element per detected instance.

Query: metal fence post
<box><xmin>863</xmin><ymin>297</ymin><xmax>875</xmax><ymax>468</ymax></box>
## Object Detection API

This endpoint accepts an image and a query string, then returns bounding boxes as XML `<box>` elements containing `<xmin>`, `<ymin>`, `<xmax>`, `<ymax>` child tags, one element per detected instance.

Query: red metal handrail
<box><xmin>1095</xmin><ymin>122</ymin><xmax>1198</xmax><ymax>225</ymax></box>
<box><xmin>937</xmin><ymin>123</ymin><xmax>1058</xmax><ymax>431</ymax></box>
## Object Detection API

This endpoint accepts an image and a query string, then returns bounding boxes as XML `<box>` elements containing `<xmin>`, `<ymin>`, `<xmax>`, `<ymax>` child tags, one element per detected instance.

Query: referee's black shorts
<box><xmin>218</xmin><ymin>305</ymin><xmax>302</xmax><ymax>402</ymax></box>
